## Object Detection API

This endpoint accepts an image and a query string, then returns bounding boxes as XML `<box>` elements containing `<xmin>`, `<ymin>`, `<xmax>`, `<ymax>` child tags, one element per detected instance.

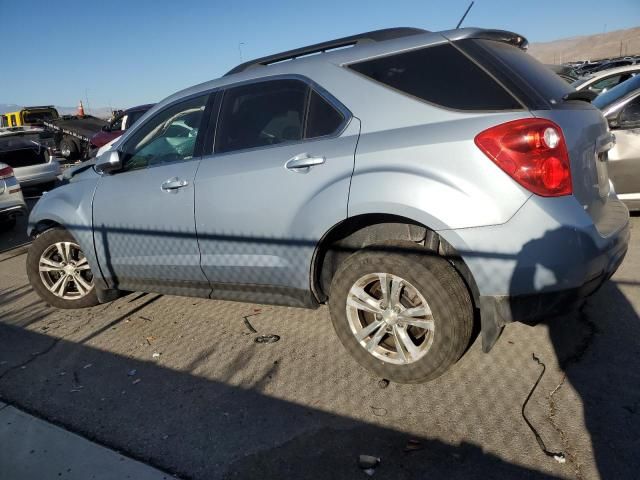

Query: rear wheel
<box><xmin>59</xmin><ymin>137</ymin><xmax>78</xmax><ymax>160</ymax></box>
<box><xmin>26</xmin><ymin>228</ymin><xmax>99</xmax><ymax>309</ymax></box>
<box><xmin>328</xmin><ymin>247</ymin><xmax>473</xmax><ymax>383</ymax></box>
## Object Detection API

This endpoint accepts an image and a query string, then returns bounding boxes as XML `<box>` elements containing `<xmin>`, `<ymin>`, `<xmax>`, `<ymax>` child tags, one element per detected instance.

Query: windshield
<box><xmin>593</xmin><ymin>74</ymin><xmax>640</xmax><ymax>110</ymax></box>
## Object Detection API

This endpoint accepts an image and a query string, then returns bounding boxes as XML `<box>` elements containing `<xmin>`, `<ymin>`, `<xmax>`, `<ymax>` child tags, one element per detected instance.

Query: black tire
<box><xmin>0</xmin><ymin>217</ymin><xmax>17</xmax><ymax>231</ymax></box>
<box><xmin>59</xmin><ymin>137</ymin><xmax>78</xmax><ymax>160</ymax></box>
<box><xmin>26</xmin><ymin>228</ymin><xmax>99</xmax><ymax>309</ymax></box>
<box><xmin>328</xmin><ymin>246</ymin><xmax>473</xmax><ymax>384</ymax></box>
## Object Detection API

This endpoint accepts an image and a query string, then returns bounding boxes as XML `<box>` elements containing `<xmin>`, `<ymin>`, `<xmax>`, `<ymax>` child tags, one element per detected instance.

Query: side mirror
<box><xmin>618</xmin><ymin>102</ymin><xmax>640</xmax><ymax>130</ymax></box>
<box><xmin>95</xmin><ymin>150</ymin><xmax>122</xmax><ymax>174</ymax></box>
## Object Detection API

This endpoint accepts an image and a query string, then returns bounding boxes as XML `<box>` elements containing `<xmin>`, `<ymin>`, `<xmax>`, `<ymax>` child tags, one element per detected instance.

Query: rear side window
<box><xmin>216</xmin><ymin>80</ymin><xmax>308</xmax><ymax>153</ymax></box>
<box><xmin>458</xmin><ymin>39</ymin><xmax>573</xmax><ymax>109</ymax></box>
<box><xmin>306</xmin><ymin>90</ymin><xmax>344</xmax><ymax>138</ymax></box>
<box><xmin>348</xmin><ymin>43</ymin><xmax>521</xmax><ymax>111</ymax></box>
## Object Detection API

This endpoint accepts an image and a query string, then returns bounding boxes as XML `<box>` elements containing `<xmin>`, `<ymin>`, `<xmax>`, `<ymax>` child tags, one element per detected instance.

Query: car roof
<box><xmin>155</xmin><ymin>27</ymin><xmax>527</xmax><ymax>108</ymax></box>
<box><xmin>125</xmin><ymin>104</ymin><xmax>155</xmax><ymax>113</ymax></box>
<box><xmin>582</xmin><ymin>63</ymin><xmax>640</xmax><ymax>79</ymax></box>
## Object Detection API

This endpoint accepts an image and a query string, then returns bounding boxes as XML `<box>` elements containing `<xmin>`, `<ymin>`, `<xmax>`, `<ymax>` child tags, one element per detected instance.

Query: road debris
<box><xmin>243</xmin><ymin>313</ymin><xmax>260</xmax><ymax>333</ymax></box>
<box><xmin>152</xmin><ymin>352</ymin><xmax>161</xmax><ymax>359</ymax></box>
<box><xmin>358</xmin><ymin>455</ymin><xmax>380</xmax><ymax>476</ymax></box>
<box><xmin>403</xmin><ymin>439</ymin><xmax>422</xmax><ymax>452</ymax></box>
<box><xmin>132</xmin><ymin>378</ymin><xmax>141</xmax><ymax>385</ymax></box>
<box><xmin>255</xmin><ymin>335</ymin><xmax>280</xmax><ymax>344</ymax></box>
<box><xmin>370</xmin><ymin>406</ymin><xmax>387</xmax><ymax>417</ymax></box>
<box><xmin>127</xmin><ymin>369</ymin><xmax>137</xmax><ymax>377</ymax></box>
<box><xmin>522</xmin><ymin>353</ymin><xmax>565</xmax><ymax>463</ymax></box>
<box><xmin>83</xmin><ymin>363</ymin><xmax>93</xmax><ymax>369</ymax></box>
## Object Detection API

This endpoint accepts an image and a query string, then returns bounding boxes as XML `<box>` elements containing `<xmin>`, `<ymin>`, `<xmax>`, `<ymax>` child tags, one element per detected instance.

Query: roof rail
<box><xmin>225</xmin><ymin>27</ymin><xmax>428</xmax><ymax>76</ymax></box>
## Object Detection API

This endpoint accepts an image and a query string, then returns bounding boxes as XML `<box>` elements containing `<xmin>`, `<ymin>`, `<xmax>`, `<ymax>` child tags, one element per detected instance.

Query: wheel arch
<box><xmin>310</xmin><ymin>213</ymin><xmax>480</xmax><ymax>306</ymax></box>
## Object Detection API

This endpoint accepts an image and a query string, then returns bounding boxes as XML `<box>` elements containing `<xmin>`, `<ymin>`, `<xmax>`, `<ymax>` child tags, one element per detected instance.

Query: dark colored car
<box><xmin>88</xmin><ymin>104</ymin><xmax>154</xmax><ymax>153</ymax></box>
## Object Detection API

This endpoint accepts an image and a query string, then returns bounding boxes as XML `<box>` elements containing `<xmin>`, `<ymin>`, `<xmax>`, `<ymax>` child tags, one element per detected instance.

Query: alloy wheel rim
<box><xmin>346</xmin><ymin>272</ymin><xmax>435</xmax><ymax>365</ymax></box>
<box><xmin>38</xmin><ymin>241</ymin><xmax>94</xmax><ymax>300</ymax></box>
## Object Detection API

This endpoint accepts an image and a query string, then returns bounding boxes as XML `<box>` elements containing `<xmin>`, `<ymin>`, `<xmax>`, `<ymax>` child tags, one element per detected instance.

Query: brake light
<box><xmin>0</xmin><ymin>166</ymin><xmax>14</xmax><ymax>180</ymax></box>
<box><xmin>474</xmin><ymin>118</ymin><xmax>572</xmax><ymax>197</ymax></box>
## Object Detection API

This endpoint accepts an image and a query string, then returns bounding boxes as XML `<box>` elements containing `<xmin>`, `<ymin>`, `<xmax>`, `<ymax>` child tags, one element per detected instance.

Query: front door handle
<box><xmin>161</xmin><ymin>177</ymin><xmax>189</xmax><ymax>192</ymax></box>
<box><xmin>285</xmin><ymin>153</ymin><xmax>325</xmax><ymax>172</ymax></box>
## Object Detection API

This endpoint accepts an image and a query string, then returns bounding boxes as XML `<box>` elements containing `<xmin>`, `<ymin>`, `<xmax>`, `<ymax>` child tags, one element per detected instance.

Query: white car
<box><xmin>0</xmin><ymin>134</ymin><xmax>61</xmax><ymax>189</ymax></box>
<box><xmin>0</xmin><ymin>163</ymin><xmax>27</xmax><ymax>230</ymax></box>
<box><xmin>572</xmin><ymin>64</ymin><xmax>640</xmax><ymax>94</ymax></box>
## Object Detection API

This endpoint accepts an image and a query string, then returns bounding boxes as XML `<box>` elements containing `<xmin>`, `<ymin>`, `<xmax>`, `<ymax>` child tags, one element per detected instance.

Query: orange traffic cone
<box><xmin>77</xmin><ymin>101</ymin><xmax>85</xmax><ymax>117</ymax></box>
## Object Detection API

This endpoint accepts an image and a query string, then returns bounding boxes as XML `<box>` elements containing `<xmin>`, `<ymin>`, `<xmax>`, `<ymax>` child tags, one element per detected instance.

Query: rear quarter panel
<box><xmin>349</xmin><ymin>113</ymin><xmax>533</xmax><ymax>230</ymax></box>
<box><xmin>28</xmin><ymin>177</ymin><xmax>102</xmax><ymax>284</ymax></box>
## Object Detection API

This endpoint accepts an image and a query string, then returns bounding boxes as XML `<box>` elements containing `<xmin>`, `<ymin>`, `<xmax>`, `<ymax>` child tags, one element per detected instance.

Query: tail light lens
<box><xmin>474</xmin><ymin>118</ymin><xmax>572</xmax><ymax>197</ymax></box>
<box><xmin>0</xmin><ymin>166</ymin><xmax>15</xmax><ymax>180</ymax></box>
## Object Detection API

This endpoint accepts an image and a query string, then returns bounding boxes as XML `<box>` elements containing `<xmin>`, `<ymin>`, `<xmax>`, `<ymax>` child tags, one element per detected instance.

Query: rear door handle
<box><xmin>161</xmin><ymin>177</ymin><xmax>189</xmax><ymax>192</ymax></box>
<box><xmin>285</xmin><ymin>153</ymin><xmax>325</xmax><ymax>172</ymax></box>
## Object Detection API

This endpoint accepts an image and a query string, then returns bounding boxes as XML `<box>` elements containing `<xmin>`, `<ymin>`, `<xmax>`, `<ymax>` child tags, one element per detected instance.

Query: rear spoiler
<box><xmin>442</xmin><ymin>28</ymin><xmax>529</xmax><ymax>50</ymax></box>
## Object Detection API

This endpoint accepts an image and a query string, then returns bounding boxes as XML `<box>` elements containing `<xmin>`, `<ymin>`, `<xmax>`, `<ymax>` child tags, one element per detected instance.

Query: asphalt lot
<box><xmin>0</xmin><ymin>198</ymin><xmax>638</xmax><ymax>480</ymax></box>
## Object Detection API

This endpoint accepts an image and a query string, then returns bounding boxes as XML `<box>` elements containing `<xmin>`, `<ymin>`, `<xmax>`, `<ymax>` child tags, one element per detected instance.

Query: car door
<box><xmin>93</xmin><ymin>93</ymin><xmax>212</xmax><ymax>296</ymax></box>
<box><xmin>195</xmin><ymin>78</ymin><xmax>359</xmax><ymax>305</ymax></box>
<box><xmin>608</xmin><ymin>94</ymin><xmax>640</xmax><ymax>198</ymax></box>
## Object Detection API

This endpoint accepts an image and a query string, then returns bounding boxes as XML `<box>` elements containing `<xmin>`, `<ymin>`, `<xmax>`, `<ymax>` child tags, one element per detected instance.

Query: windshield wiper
<box><xmin>562</xmin><ymin>90</ymin><xmax>597</xmax><ymax>103</ymax></box>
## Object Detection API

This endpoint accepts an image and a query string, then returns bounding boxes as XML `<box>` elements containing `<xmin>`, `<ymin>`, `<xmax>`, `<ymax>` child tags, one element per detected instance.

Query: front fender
<box><xmin>28</xmin><ymin>179</ymin><xmax>103</xmax><ymax>287</ymax></box>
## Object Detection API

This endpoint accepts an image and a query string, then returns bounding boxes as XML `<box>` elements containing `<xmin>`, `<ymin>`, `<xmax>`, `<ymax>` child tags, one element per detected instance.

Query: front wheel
<box><xmin>26</xmin><ymin>228</ymin><xmax>99</xmax><ymax>309</ymax></box>
<box><xmin>328</xmin><ymin>247</ymin><xmax>473</xmax><ymax>383</ymax></box>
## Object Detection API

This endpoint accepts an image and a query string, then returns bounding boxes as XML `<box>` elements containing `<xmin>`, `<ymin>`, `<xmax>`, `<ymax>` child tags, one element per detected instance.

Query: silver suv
<box><xmin>27</xmin><ymin>27</ymin><xmax>630</xmax><ymax>383</ymax></box>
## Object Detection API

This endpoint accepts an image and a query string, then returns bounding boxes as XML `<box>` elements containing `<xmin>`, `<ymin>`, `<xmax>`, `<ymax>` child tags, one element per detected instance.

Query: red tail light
<box><xmin>474</xmin><ymin>118</ymin><xmax>572</xmax><ymax>197</ymax></box>
<box><xmin>0</xmin><ymin>166</ymin><xmax>14</xmax><ymax>180</ymax></box>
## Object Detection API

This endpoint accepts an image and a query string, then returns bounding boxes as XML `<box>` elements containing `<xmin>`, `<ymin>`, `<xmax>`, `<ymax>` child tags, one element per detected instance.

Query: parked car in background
<box><xmin>589</xmin><ymin>58</ymin><xmax>638</xmax><ymax>74</ymax></box>
<box><xmin>0</xmin><ymin>135</ymin><xmax>61</xmax><ymax>190</ymax></box>
<box><xmin>546</xmin><ymin>64</ymin><xmax>579</xmax><ymax>83</ymax></box>
<box><xmin>88</xmin><ymin>104</ymin><xmax>154</xmax><ymax>156</ymax></box>
<box><xmin>27</xmin><ymin>27</ymin><xmax>629</xmax><ymax>383</ymax></box>
<box><xmin>572</xmin><ymin>64</ymin><xmax>640</xmax><ymax>94</ymax></box>
<box><xmin>593</xmin><ymin>74</ymin><xmax>640</xmax><ymax>211</ymax></box>
<box><xmin>0</xmin><ymin>163</ymin><xmax>27</xmax><ymax>230</ymax></box>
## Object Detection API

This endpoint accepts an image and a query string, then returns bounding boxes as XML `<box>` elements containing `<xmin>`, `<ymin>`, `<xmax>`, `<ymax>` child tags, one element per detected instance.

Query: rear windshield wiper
<box><xmin>562</xmin><ymin>90</ymin><xmax>597</xmax><ymax>103</ymax></box>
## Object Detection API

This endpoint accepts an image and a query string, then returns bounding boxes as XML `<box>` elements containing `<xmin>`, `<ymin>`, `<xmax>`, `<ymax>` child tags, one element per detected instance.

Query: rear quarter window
<box><xmin>458</xmin><ymin>39</ymin><xmax>573</xmax><ymax>109</ymax></box>
<box><xmin>347</xmin><ymin>43</ymin><xmax>522</xmax><ymax>111</ymax></box>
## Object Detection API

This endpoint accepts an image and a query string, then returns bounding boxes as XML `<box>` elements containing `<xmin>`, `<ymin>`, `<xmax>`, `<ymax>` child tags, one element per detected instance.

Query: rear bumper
<box><xmin>439</xmin><ymin>194</ymin><xmax>630</xmax><ymax>351</ymax></box>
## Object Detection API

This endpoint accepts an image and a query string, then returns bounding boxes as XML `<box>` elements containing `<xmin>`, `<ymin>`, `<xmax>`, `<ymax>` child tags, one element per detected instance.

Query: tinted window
<box><xmin>619</xmin><ymin>96</ymin><xmax>640</xmax><ymax>125</ymax></box>
<box><xmin>348</xmin><ymin>43</ymin><xmax>521</xmax><ymax>111</ymax></box>
<box><xmin>305</xmin><ymin>90</ymin><xmax>344</xmax><ymax>138</ymax></box>
<box><xmin>216</xmin><ymin>80</ymin><xmax>308</xmax><ymax>153</ymax></box>
<box><xmin>464</xmin><ymin>39</ymin><xmax>573</xmax><ymax>108</ymax></box>
<box><xmin>122</xmin><ymin>94</ymin><xmax>207</xmax><ymax>171</ymax></box>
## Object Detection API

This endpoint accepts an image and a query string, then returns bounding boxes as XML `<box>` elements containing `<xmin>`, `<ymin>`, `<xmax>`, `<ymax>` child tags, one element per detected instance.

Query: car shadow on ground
<box><xmin>0</xmin><ymin>319</ymin><xmax>562</xmax><ymax>480</ymax></box>
<box><xmin>512</xmin><ymin>224</ymin><xmax>640</xmax><ymax>479</ymax></box>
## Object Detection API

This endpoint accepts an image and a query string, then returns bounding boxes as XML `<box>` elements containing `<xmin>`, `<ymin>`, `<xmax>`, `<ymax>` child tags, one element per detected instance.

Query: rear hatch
<box><xmin>454</xmin><ymin>36</ymin><xmax>616</xmax><ymax>229</ymax></box>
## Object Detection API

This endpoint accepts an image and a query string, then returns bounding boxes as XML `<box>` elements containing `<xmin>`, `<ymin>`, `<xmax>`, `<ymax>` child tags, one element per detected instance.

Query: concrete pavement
<box><xmin>0</xmin><ymin>401</ymin><xmax>169</xmax><ymax>480</ymax></box>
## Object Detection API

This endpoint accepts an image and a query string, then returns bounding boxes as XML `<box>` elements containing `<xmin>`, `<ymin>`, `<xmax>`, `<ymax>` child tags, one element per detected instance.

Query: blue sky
<box><xmin>2</xmin><ymin>0</ymin><xmax>639</xmax><ymax>109</ymax></box>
